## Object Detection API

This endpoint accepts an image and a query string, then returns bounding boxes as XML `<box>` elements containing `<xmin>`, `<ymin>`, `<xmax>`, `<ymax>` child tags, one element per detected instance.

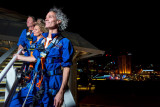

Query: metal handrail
<box><xmin>3</xmin><ymin>59</ymin><xmax>25</xmax><ymax>107</ymax></box>
<box><xmin>0</xmin><ymin>44</ymin><xmax>17</xmax><ymax>64</ymax></box>
<box><xmin>0</xmin><ymin>48</ymin><xmax>23</xmax><ymax>83</ymax></box>
<box><xmin>3</xmin><ymin>74</ymin><xmax>20</xmax><ymax>107</ymax></box>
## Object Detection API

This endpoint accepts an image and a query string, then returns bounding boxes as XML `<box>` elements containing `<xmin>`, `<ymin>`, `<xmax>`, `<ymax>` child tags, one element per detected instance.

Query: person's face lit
<box><xmin>26</xmin><ymin>17</ymin><xmax>34</xmax><ymax>27</ymax></box>
<box><xmin>45</xmin><ymin>11</ymin><xmax>61</xmax><ymax>29</ymax></box>
<box><xmin>33</xmin><ymin>25</ymin><xmax>42</xmax><ymax>36</ymax></box>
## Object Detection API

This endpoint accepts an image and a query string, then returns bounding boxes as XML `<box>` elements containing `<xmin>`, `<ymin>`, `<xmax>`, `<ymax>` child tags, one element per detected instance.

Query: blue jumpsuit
<box><xmin>17</xmin><ymin>29</ymin><xmax>37</xmax><ymax>49</ymax></box>
<box><xmin>10</xmin><ymin>33</ymin><xmax>74</xmax><ymax>107</ymax></box>
<box><xmin>33</xmin><ymin>33</ymin><xmax>74</xmax><ymax>106</ymax></box>
<box><xmin>17</xmin><ymin>29</ymin><xmax>37</xmax><ymax>56</ymax></box>
<box><xmin>10</xmin><ymin>37</ymin><xmax>50</xmax><ymax>107</ymax></box>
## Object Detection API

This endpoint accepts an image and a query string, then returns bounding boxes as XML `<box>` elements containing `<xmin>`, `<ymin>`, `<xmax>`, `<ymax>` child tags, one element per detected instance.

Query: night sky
<box><xmin>0</xmin><ymin>0</ymin><xmax>159</xmax><ymax>64</ymax></box>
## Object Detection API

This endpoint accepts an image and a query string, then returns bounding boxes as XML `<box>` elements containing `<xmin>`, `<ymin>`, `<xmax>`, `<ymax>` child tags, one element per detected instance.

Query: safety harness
<box><xmin>22</xmin><ymin>30</ymin><xmax>36</xmax><ymax>82</ymax></box>
<box><xmin>26</xmin><ymin>30</ymin><xmax>35</xmax><ymax>68</ymax></box>
<box><xmin>34</xmin><ymin>34</ymin><xmax>64</xmax><ymax>88</ymax></box>
<box><xmin>23</xmin><ymin>34</ymin><xmax>64</xmax><ymax>106</ymax></box>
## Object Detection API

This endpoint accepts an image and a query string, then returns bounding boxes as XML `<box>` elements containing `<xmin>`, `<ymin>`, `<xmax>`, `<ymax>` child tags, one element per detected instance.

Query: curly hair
<box><xmin>49</xmin><ymin>7</ymin><xmax>69</xmax><ymax>31</ymax></box>
<box><xmin>35</xmin><ymin>22</ymin><xmax>48</xmax><ymax>33</ymax></box>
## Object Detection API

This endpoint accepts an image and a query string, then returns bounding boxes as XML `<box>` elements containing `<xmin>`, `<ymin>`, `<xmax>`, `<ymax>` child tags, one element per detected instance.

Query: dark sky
<box><xmin>0</xmin><ymin>0</ymin><xmax>159</xmax><ymax>64</ymax></box>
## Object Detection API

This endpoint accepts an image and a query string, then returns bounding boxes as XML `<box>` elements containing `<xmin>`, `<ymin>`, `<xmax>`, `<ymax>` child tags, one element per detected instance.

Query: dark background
<box><xmin>0</xmin><ymin>0</ymin><xmax>159</xmax><ymax>64</ymax></box>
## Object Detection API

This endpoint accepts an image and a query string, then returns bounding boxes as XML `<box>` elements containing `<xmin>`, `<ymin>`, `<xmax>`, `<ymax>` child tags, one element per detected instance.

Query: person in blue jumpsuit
<box><xmin>17</xmin><ymin>16</ymin><xmax>37</xmax><ymax>77</ymax></box>
<box><xmin>32</xmin><ymin>32</ymin><xmax>74</xmax><ymax>107</ymax></box>
<box><xmin>17</xmin><ymin>16</ymin><xmax>36</xmax><ymax>51</ymax></box>
<box><xmin>33</xmin><ymin>7</ymin><xmax>74</xmax><ymax>107</ymax></box>
<box><xmin>41</xmin><ymin>7</ymin><xmax>74</xmax><ymax>107</ymax></box>
<box><xmin>10</xmin><ymin>7</ymin><xmax>74</xmax><ymax>107</ymax></box>
<box><xmin>10</xmin><ymin>23</ymin><xmax>50</xmax><ymax>107</ymax></box>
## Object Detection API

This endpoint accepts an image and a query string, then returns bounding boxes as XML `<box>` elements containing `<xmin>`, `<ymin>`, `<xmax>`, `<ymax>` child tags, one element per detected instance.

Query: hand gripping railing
<box><xmin>0</xmin><ymin>48</ymin><xmax>23</xmax><ymax>83</ymax></box>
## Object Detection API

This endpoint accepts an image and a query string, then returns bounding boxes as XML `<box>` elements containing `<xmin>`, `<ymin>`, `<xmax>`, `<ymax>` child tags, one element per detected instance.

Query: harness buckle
<box><xmin>36</xmin><ymin>75</ymin><xmax>43</xmax><ymax>89</ymax></box>
<box><xmin>47</xmin><ymin>70</ymin><xmax>62</xmax><ymax>76</ymax></box>
<box><xmin>40</xmin><ymin>52</ymin><xmax>47</xmax><ymax>57</ymax></box>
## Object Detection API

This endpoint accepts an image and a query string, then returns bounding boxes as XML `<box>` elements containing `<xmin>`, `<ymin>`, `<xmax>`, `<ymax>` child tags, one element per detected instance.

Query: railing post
<box><xmin>5</xmin><ymin>66</ymin><xmax>16</xmax><ymax>100</ymax></box>
<box><xmin>62</xmin><ymin>89</ymin><xmax>76</xmax><ymax>107</ymax></box>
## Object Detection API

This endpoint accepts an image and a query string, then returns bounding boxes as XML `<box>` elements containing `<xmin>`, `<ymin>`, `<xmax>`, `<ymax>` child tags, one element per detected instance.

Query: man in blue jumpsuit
<box><xmin>17</xmin><ymin>16</ymin><xmax>36</xmax><ymax>76</ymax></box>
<box><xmin>17</xmin><ymin>16</ymin><xmax>36</xmax><ymax>52</ymax></box>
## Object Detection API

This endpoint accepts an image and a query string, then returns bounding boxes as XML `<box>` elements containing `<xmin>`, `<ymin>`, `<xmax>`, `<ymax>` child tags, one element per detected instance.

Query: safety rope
<box><xmin>22</xmin><ymin>72</ymin><xmax>37</xmax><ymax>107</ymax></box>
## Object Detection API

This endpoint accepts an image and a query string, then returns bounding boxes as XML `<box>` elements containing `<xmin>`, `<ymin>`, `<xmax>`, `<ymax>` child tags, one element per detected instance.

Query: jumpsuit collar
<box><xmin>42</xmin><ymin>32</ymin><xmax>60</xmax><ymax>39</ymax></box>
<box><xmin>51</xmin><ymin>33</ymin><xmax>59</xmax><ymax>39</ymax></box>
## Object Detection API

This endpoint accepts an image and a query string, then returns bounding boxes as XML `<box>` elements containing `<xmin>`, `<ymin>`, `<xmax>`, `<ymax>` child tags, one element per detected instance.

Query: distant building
<box><xmin>118</xmin><ymin>54</ymin><xmax>131</xmax><ymax>74</ymax></box>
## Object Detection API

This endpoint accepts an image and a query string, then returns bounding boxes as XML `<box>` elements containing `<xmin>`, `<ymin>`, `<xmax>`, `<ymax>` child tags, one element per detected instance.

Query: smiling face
<box><xmin>45</xmin><ymin>11</ymin><xmax>61</xmax><ymax>30</ymax></box>
<box><xmin>33</xmin><ymin>25</ymin><xmax>42</xmax><ymax>36</ymax></box>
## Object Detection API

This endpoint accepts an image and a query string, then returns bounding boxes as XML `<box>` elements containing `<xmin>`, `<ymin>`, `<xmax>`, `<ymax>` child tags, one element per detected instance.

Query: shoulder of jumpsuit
<box><xmin>31</xmin><ymin>32</ymin><xmax>45</xmax><ymax>43</ymax></box>
<box><xmin>41</xmin><ymin>32</ymin><xmax>63</xmax><ymax>39</ymax></box>
<box><xmin>32</xmin><ymin>37</ymin><xmax>45</xmax><ymax>59</ymax></box>
<box><xmin>59</xmin><ymin>34</ymin><xmax>72</xmax><ymax>47</ymax></box>
<box><xmin>42</xmin><ymin>32</ymin><xmax>48</xmax><ymax>38</ymax></box>
<box><xmin>36</xmin><ymin>37</ymin><xmax>45</xmax><ymax>47</ymax></box>
<box><xmin>59</xmin><ymin>34</ymin><xmax>74</xmax><ymax>67</ymax></box>
<box><xmin>51</xmin><ymin>32</ymin><xmax>69</xmax><ymax>46</ymax></box>
<box><xmin>32</xmin><ymin>33</ymin><xmax>62</xmax><ymax>59</ymax></box>
<box><xmin>20</xmin><ymin>29</ymin><xmax>28</xmax><ymax>39</ymax></box>
<box><xmin>21</xmin><ymin>29</ymin><xmax>27</xmax><ymax>36</ymax></box>
<box><xmin>48</xmin><ymin>32</ymin><xmax>72</xmax><ymax>48</ymax></box>
<box><xmin>17</xmin><ymin>29</ymin><xmax>27</xmax><ymax>47</ymax></box>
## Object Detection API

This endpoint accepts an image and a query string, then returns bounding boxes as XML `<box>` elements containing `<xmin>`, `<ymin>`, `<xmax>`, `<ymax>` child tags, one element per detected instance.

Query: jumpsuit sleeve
<box><xmin>17</xmin><ymin>29</ymin><xmax>26</xmax><ymax>47</ymax></box>
<box><xmin>61</xmin><ymin>38</ymin><xmax>74</xmax><ymax>67</ymax></box>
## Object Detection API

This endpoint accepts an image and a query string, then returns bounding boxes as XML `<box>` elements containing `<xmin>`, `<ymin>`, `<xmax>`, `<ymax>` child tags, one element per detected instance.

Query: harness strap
<box><xmin>24</xmin><ymin>74</ymin><xmax>31</xmax><ymax>80</ymax></box>
<box><xmin>29</xmin><ymin>51</ymin><xmax>34</xmax><ymax>68</ymax></box>
<box><xmin>45</xmin><ymin>35</ymin><xmax>64</xmax><ymax>53</ymax></box>
<box><xmin>22</xmin><ymin>72</ymin><xmax>37</xmax><ymax>107</ymax></box>
<box><xmin>26</xmin><ymin>30</ymin><xmax>33</xmax><ymax>41</ymax></box>
<box><xmin>47</xmin><ymin>70</ymin><xmax>62</xmax><ymax>76</ymax></box>
<box><xmin>33</xmin><ymin>34</ymin><xmax>64</xmax><ymax>91</ymax></box>
<box><xmin>36</xmin><ymin>75</ymin><xmax>43</xmax><ymax>89</ymax></box>
<box><xmin>36</xmin><ymin>57</ymin><xmax>45</xmax><ymax>89</ymax></box>
<box><xmin>34</xmin><ymin>34</ymin><xmax>64</xmax><ymax>72</ymax></box>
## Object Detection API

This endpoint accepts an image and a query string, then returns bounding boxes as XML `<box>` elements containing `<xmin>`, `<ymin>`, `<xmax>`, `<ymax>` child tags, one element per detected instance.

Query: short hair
<box><xmin>49</xmin><ymin>7</ymin><xmax>69</xmax><ymax>31</ymax></box>
<box><xmin>28</xmin><ymin>15</ymin><xmax>36</xmax><ymax>22</ymax></box>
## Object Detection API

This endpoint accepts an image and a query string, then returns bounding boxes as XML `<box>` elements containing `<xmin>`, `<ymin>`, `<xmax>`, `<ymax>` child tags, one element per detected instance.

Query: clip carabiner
<box><xmin>36</xmin><ymin>75</ymin><xmax>43</xmax><ymax>89</ymax></box>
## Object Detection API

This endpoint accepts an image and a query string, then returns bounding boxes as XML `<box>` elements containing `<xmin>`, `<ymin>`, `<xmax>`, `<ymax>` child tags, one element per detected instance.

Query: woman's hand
<box><xmin>21</xmin><ymin>51</ymin><xmax>25</xmax><ymax>54</ymax></box>
<box><xmin>13</xmin><ymin>54</ymin><xmax>21</xmax><ymax>60</ymax></box>
<box><xmin>54</xmin><ymin>91</ymin><xmax>64</xmax><ymax>107</ymax></box>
